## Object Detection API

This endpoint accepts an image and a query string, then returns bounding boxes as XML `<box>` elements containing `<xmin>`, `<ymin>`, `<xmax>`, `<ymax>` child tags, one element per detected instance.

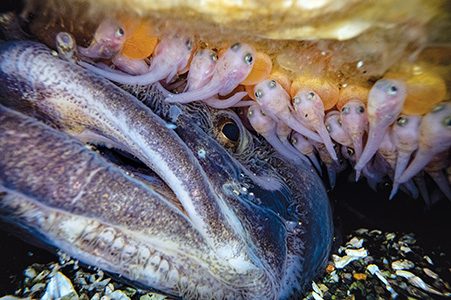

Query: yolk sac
<box><xmin>253</xmin><ymin>79</ymin><xmax>322</xmax><ymax>143</ymax></box>
<box><xmin>340</xmin><ymin>99</ymin><xmax>368</xmax><ymax>161</ymax></box>
<box><xmin>355</xmin><ymin>79</ymin><xmax>407</xmax><ymax>180</ymax></box>
<box><xmin>292</xmin><ymin>89</ymin><xmax>338</xmax><ymax>161</ymax></box>
<box><xmin>79</xmin><ymin>34</ymin><xmax>194</xmax><ymax>85</ymax></box>
<box><xmin>398</xmin><ymin>102</ymin><xmax>451</xmax><ymax>184</ymax></box>
<box><xmin>119</xmin><ymin>19</ymin><xmax>158</xmax><ymax>60</ymax></box>
<box><xmin>247</xmin><ymin>104</ymin><xmax>310</xmax><ymax>166</ymax></box>
<box><xmin>389</xmin><ymin>114</ymin><xmax>421</xmax><ymax>199</ymax></box>
<box><xmin>164</xmin><ymin>42</ymin><xmax>255</xmax><ymax>106</ymax></box>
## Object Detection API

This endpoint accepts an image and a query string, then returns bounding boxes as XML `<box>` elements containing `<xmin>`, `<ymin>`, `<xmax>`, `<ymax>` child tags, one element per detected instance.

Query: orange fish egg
<box><xmin>290</xmin><ymin>75</ymin><xmax>339</xmax><ymax>110</ymax></box>
<box><xmin>384</xmin><ymin>64</ymin><xmax>447</xmax><ymax>115</ymax></box>
<box><xmin>337</xmin><ymin>83</ymin><xmax>369</xmax><ymax>110</ymax></box>
<box><xmin>120</xmin><ymin>18</ymin><xmax>158</xmax><ymax>60</ymax></box>
<box><xmin>241</xmin><ymin>52</ymin><xmax>273</xmax><ymax>86</ymax></box>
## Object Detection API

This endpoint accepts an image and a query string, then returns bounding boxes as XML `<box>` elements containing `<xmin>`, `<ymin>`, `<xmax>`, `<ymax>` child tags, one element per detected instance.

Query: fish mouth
<box><xmin>0</xmin><ymin>40</ymin><xmax>332</xmax><ymax>298</ymax></box>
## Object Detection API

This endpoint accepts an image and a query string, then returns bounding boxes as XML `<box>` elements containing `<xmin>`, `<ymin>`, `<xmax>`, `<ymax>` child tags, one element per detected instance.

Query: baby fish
<box><xmin>164</xmin><ymin>42</ymin><xmax>254</xmax><ymax>105</ymax></box>
<box><xmin>79</xmin><ymin>35</ymin><xmax>194</xmax><ymax>85</ymax></box>
<box><xmin>355</xmin><ymin>79</ymin><xmax>407</xmax><ymax>179</ymax></box>
<box><xmin>398</xmin><ymin>102</ymin><xmax>451</xmax><ymax>184</ymax></box>
<box><xmin>247</xmin><ymin>104</ymin><xmax>309</xmax><ymax>165</ymax></box>
<box><xmin>325</xmin><ymin>110</ymin><xmax>352</xmax><ymax>147</ymax></box>
<box><xmin>253</xmin><ymin>79</ymin><xmax>322</xmax><ymax>143</ymax></box>
<box><xmin>292</xmin><ymin>90</ymin><xmax>338</xmax><ymax>161</ymax></box>
<box><xmin>390</xmin><ymin>115</ymin><xmax>421</xmax><ymax>198</ymax></box>
<box><xmin>78</xmin><ymin>18</ymin><xmax>127</xmax><ymax>59</ymax></box>
<box><xmin>340</xmin><ymin>99</ymin><xmax>368</xmax><ymax>161</ymax></box>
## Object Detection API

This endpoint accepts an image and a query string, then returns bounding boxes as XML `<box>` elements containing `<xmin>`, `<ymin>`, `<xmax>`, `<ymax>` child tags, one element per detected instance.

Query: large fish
<box><xmin>0</xmin><ymin>41</ymin><xmax>332</xmax><ymax>299</ymax></box>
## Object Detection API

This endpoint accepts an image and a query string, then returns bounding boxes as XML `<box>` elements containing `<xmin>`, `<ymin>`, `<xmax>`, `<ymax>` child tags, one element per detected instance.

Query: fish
<box><xmin>0</xmin><ymin>40</ymin><xmax>333</xmax><ymax>299</ymax></box>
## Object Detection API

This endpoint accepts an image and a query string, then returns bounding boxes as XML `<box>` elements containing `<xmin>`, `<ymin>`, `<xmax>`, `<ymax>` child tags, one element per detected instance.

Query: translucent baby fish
<box><xmin>355</xmin><ymin>79</ymin><xmax>407</xmax><ymax>179</ymax></box>
<box><xmin>340</xmin><ymin>99</ymin><xmax>368</xmax><ymax>161</ymax></box>
<box><xmin>390</xmin><ymin>114</ymin><xmax>421</xmax><ymax>198</ymax></box>
<box><xmin>398</xmin><ymin>102</ymin><xmax>451</xmax><ymax>184</ymax></box>
<box><xmin>247</xmin><ymin>104</ymin><xmax>309</xmax><ymax>165</ymax></box>
<box><xmin>253</xmin><ymin>79</ymin><xmax>322</xmax><ymax>143</ymax></box>
<box><xmin>165</xmin><ymin>42</ymin><xmax>254</xmax><ymax>105</ymax></box>
<box><xmin>79</xmin><ymin>35</ymin><xmax>194</xmax><ymax>85</ymax></box>
<box><xmin>292</xmin><ymin>90</ymin><xmax>338</xmax><ymax>161</ymax></box>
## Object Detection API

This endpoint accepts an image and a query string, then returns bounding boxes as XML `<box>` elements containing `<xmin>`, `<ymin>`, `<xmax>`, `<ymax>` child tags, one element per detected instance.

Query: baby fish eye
<box><xmin>255</xmin><ymin>89</ymin><xmax>263</xmax><ymax>99</ymax></box>
<box><xmin>247</xmin><ymin>109</ymin><xmax>254</xmax><ymax>117</ymax></box>
<box><xmin>293</xmin><ymin>96</ymin><xmax>301</xmax><ymax>105</ymax></box>
<box><xmin>268</xmin><ymin>80</ymin><xmax>276</xmax><ymax>88</ymax></box>
<box><xmin>244</xmin><ymin>53</ymin><xmax>253</xmax><ymax>65</ymax></box>
<box><xmin>231</xmin><ymin>43</ymin><xmax>241</xmax><ymax>51</ymax></box>
<box><xmin>443</xmin><ymin>116</ymin><xmax>451</xmax><ymax>128</ymax></box>
<box><xmin>326</xmin><ymin>124</ymin><xmax>332</xmax><ymax>132</ymax></box>
<box><xmin>347</xmin><ymin>147</ymin><xmax>355</xmax><ymax>156</ymax></box>
<box><xmin>387</xmin><ymin>85</ymin><xmax>398</xmax><ymax>96</ymax></box>
<box><xmin>307</xmin><ymin>92</ymin><xmax>315</xmax><ymax>100</ymax></box>
<box><xmin>357</xmin><ymin>106</ymin><xmax>365</xmax><ymax>113</ymax></box>
<box><xmin>185</xmin><ymin>39</ymin><xmax>193</xmax><ymax>50</ymax></box>
<box><xmin>396</xmin><ymin>116</ymin><xmax>408</xmax><ymax>126</ymax></box>
<box><xmin>342</xmin><ymin>106</ymin><xmax>350</xmax><ymax>114</ymax></box>
<box><xmin>115</xmin><ymin>27</ymin><xmax>125</xmax><ymax>38</ymax></box>
<box><xmin>291</xmin><ymin>137</ymin><xmax>297</xmax><ymax>145</ymax></box>
<box><xmin>432</xmin><ymin>103</ymin><xmax>445</xmax><ymax>113</ymax></box>
<box><xmin>337</xmin><ymin>119</ymin><xmax>343</xmax><ymax>126</ymax></box>
<box><xmin>210</xmin><ymin>52</ymin><xmax>218</xmax><ymax>61</ymax></box>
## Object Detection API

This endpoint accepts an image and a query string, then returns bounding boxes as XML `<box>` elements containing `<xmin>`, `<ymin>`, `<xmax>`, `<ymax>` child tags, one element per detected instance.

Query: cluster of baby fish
<box><xmin>304</xmin><ymin>229</ymin><xmax>451</xmax><ymax>299</ymax></box>
<box><xmin>55</xmin><ymin>16</ymin><xmax>451</xmax><ymax>203</ymax></box>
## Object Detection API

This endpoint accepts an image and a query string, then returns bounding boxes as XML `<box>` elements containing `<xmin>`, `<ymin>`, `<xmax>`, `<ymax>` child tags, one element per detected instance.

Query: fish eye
<box><xmin>396</xmin><ymin>116</ymin><xmax>408</xmax><ymax>126</ymax></box>
<box><xmin>342</xmin><ymin>106</ymin><xmax>350</xmax><ymax>114</ymax></box>
<box><xmin>432</xmin><ymin>103</ymin><xmax>445</xmax><ymax>113</ymax></box>
<box><xmin>307</xmin><ymin>92</ymin><xmax>315</xmax><ymax>100</ymax></box>
<box><xmin>231</xmin><ymin>43</ymin><xmax>241</xmax><ymax>51</ymax></box>
<box><xmin>357</xmin><ymin>106</ymin><xmax>365</xmax><ymax>113</ymax></box>
<box><xmin>387</xmin><ymin>85</ymin><xmax>398</xmax><ymax>96</ymax></box>
<box><xmin>185</xmin><ymin>39</ymin><xmax>193</xmax><ymax>51</ymax></box>
<box><xmin>443</xmin><ymin>116</ymin><xmax>451</xmax><ymax>128</ymax></box>
<box><xmin>115</xmin><ymin>27</ymin><xmax>125</xmax><ymax>38</ymax></box>
<box><xmin>293</xmin><ymin>96</ymin><xmax>301</xmax><ymax>105</ymax></box>
<box><xmin>215</xmin><ymin>116</ymin><xmax>241</xmax><ymax>150</ymax></box>
<box><xmin>255</xmin><ymin>89</ymin><xmax>263</xmax><ymax>99</ymax></box>
<box><xmin>210</xmin><ymin>52</ymin><xmax>218</xmax><ymax>61</ymax></box>
<box><xmin>221</xmin><ymin>121</ymin><xmax>240</xmax><ymax>142</ymax></box>
<box><xmin>247</xmin><ymin>108</ymin><xmax>254</xmax><ymax>117</ymax></box>
<box><xmin>291</xmin><ymin>137</ymin><xmax>297</xmax><ymax>145</ymax></box>
<box><xmin>244</xmin><ymin>53</ymin><xmax>253</xmax><ymax>65</ymax></box>
<box><xmin>326</xmin><ymin>124</ymin><xmax>332</xmax><ymax>132</ymax></box>
<box><xmin>268</xmin><ymin>80</ymin><xmax>276</xmax><ymax>89</ymax></box>
<box><xmin>347</xmin><ymin>147</ymin><xmax>355</xmax><ymax>156</ymax></box>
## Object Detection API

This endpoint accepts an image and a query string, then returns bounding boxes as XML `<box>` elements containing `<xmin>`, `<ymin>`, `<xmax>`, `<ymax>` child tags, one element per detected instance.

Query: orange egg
<box><xmin>384</xmin><ymin>64</ymin><xmax>447</xmax><ymax>115</ymax></box>
<box><xmin>337</xmin><ymin>83</ymin><xmax>369</xmax><ymax>110</ymax></box>
<box><xmin>241</xmin><ymin>52</ymin><xmax>273</xmax><ymax>86</ymax></box>
<box><xmin>120</xmin><ymin>18</ymin><xmax>158</xmax><ymax>60</ymax></box>
<box><xmin>290</xmin><ymin>75</ymin><xmax>339</xmax><ymax>110</ymax></box>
